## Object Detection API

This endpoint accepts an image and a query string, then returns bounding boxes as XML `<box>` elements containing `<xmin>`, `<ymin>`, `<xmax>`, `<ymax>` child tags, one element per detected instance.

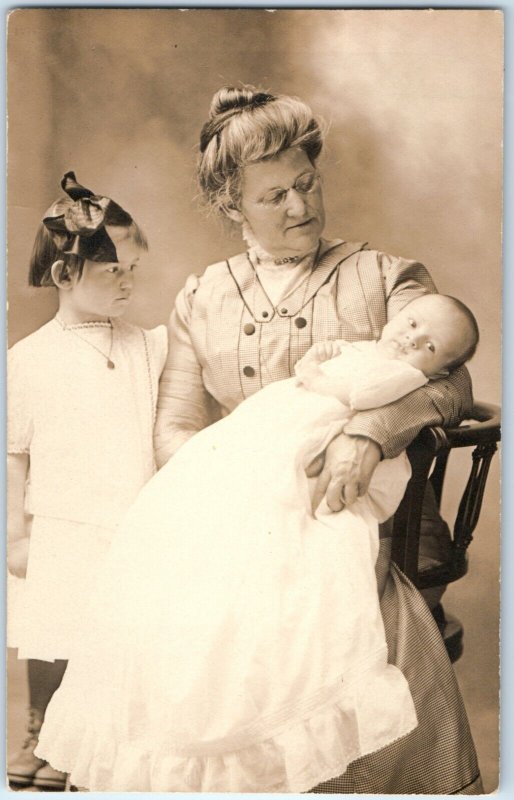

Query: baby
<box><xmin>36</xmin><ymin>293</ymin><xmax>478</xmax><ymax>793</ymax></box>
<box><xmin>296</xmin><ymin>292</ymin><xmax>478</xmax><ymax>406</ymax></box>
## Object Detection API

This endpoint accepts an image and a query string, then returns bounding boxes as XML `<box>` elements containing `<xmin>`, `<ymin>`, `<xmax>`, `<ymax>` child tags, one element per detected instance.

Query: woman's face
<box><xmin>238</xmin><ymin>147</ymin><xmax>326</xmax><ymax>258</ymax></box>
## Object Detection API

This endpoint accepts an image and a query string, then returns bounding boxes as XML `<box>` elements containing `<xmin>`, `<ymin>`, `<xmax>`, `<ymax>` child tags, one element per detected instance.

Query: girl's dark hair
<box><xmin>29</xmin><ymin>219</ymin><xmax>148</xmax><ymax>288</ymax></box>
<box><xmin>198</xmin><ymin>85</ymin><xmax>324</xmax><ymax>216</ymax></box>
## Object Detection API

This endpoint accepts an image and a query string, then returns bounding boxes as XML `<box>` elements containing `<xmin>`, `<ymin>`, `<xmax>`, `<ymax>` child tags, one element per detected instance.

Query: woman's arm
<box><xmin>344</xmin><ymin>367</ymin><xmax>472</xmax><ymax>458</ymax></box>
<box><xmin>7</xmin><ymin>453</ymin><xmax>30</xmax><ymax>578</ymax></box>
<box><xmin>154</xmin><ymin>276</ymin><xmax>214</xmax><ymax>468</ymax></box>
<box><xmin>317</xmin><ymin>369</ymin><xmax>472</xmax><ymax>512</ymax></box>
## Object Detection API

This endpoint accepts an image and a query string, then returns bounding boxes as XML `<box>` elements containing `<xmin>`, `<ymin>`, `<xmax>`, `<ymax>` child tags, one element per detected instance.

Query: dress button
<box><xmin>294</xmin><ymin>317</ymin><xmax>307</xmax><ymax>329</ymax></box>
<box><xmin>244</xmin><ymin>323</ymin><xmax>256</xmax><ymax>335</ymax></box>
<box><xmin>280</xmin><ymin>308</ymin><xmax>288</xmax><ymax>315</ymax></box>
<box><xmin>243</xmin><ymin>366</ymin><xmax>255</xmax><ymax>378</ymax></box>
<box><xmin>262</xmin><ymin>311</ymin><xmax>269</xmax><ymax>318</ymax></box>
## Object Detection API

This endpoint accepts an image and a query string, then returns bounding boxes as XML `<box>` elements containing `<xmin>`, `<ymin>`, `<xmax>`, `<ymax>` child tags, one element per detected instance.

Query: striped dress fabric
<box><xmin>312</xmin><ymin>562</ymin><xmax>482</xmax><ymax>794</ymax></box>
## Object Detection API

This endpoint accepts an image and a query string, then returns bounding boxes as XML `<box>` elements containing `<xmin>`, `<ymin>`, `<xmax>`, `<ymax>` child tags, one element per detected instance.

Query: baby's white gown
<box><xmin>37</xmin><ymin>342</ymin><xmax>426</xmax><ymax>792</ymax></box>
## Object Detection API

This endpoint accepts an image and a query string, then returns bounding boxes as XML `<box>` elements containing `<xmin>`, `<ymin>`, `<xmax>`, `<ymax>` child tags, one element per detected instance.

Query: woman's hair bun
<box><xmin>209</xmin><ymin>86</ymin><xmax>275</xmax><ymax>119</ymax></box>
<box><xmin>198</xmin><ymin>85</ymin><xmax>323</xmax><ymax>215</ymax></box>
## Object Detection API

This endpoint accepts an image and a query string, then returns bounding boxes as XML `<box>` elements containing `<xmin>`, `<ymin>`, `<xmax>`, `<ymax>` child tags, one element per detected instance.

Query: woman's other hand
<box><xmin>309</xmin><ymin>433</ymin><xmax>382</xmax><ymax>511</ymax></box>
<box><xmin>8</xmin><ymin>537</ymin><xmax>30</xmax><ymax>578</ymax></box>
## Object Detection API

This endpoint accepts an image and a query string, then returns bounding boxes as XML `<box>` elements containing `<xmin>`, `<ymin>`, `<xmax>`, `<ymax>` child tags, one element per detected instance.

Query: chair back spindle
<box><xmin>392</xmin><ymin>402</ymin><xmax>500</xmax><ymax>591</ymax></box>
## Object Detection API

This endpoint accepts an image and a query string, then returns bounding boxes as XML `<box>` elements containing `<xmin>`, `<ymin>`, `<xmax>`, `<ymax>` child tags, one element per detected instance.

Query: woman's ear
<box><xmin>50</xmin><ymin>260</ymin><xmax>73</xmax><ymax>289</ymax></box>
<box><xmin>223</xmin><ymin>206</ymin><xmax>244</xmax><ymax>224</ymax></box>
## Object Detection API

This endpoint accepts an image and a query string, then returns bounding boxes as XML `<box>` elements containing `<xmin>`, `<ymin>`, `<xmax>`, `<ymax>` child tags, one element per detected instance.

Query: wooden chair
<box><xmin>391</xmin><ymin>402</ymin><xmax>501</xmax><ymax>662</ymax></box>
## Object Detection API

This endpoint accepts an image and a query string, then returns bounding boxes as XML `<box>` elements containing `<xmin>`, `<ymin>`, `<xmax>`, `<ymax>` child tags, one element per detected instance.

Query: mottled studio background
<box><xmin>7</xmin><ymin>8</ymin><xmax>502</xmax><ymax>791</ymax></box>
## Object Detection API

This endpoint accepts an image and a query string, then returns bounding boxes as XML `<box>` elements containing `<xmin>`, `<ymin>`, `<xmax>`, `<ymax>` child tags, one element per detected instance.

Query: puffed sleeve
<box><xmin>344</xmin><ymin>253</ymin><xmax>474</xmax><ymax>457</ymax></box>
<box><xmin>348</xmin><ymin>359</ymin><xmax>428</xmax><ymax>411</ymax></box>
<box><xmin>7</xmin><ymin>346</ymin><xmax>34</xmax><ymax>454</ymax></box>
<box><xmin>153</xmin><ymin>275</ymin><xmax>215</xmax><ymax>468</ymax></box>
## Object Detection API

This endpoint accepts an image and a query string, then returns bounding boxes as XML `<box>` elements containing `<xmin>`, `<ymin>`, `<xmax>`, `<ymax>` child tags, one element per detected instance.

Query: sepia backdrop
<box><xmin>7</xmin><ymin>8</ymin><xmax>502</xmax><ymax>791</ymax></box>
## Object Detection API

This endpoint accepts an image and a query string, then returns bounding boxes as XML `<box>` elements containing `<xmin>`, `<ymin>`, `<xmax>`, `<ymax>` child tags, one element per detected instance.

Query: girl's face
<box><xmin>65</xmin><ymin>228</ymin><xmax>141</xmax><ymax>322</ymax></box>
<box><xmin>236</xmin><ymin>147</ymin><xmax>326</xmax><ymax>259</ymax></box>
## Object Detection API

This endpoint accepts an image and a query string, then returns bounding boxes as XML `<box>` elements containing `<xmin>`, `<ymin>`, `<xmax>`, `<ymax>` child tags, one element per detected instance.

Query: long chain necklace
<box><xmin>246</xmin><ymin>242</ymin><xmax>321</xmax><ymax>323</ymax></box>
<box><xmin>246</xmin><ymin>247</ymin><xmax>320</xmax><ymax>384</ymax></box>
<box><xmin>55</xmin><ymin>316</ymin><xmax>116</xmax><ymax>369</ymax></box>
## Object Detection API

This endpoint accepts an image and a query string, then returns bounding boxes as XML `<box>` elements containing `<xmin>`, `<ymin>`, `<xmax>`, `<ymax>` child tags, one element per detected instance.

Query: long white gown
<box><xmin>37</xmin><ymin>342</ymin><xmax>426</xmax><ymax>792</ymax></box>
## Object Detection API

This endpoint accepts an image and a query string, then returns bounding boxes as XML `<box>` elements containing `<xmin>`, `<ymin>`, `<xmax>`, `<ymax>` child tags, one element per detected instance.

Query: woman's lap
<box><xmin>311</xmin><ymin>564</ymin><xmax>482</xmax><ymax>794</ymax></box>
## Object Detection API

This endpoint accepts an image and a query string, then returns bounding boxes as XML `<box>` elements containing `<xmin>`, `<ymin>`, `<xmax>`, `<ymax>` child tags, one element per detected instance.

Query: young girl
<box><xmin>7</xmin><ymin>172</ymin><xmax>168</xmax><ymax>790</ymax></box>
<box><xmin>36</xmin><ymin>293</ymin><xmax>479</xmax><ymax>793</ymax></box>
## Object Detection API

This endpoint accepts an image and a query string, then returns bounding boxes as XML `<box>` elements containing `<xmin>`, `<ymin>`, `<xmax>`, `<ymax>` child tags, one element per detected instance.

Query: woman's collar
<box><xmin>242</xmin><ymin>221</ymin><xmax>320</xmax><ymax>267</ymax></box>
<box><xmin>227</xmin><ymin>239</ymin><xmax>367</xmax><ymax>322</ymax></box>
<box><xmin>246</xmin><ymin>237</ymin><xmax>353</xmax><ymax>266</ymax></box>
<box><xmin>248</xmin><ymin>244</ymin><xmax>319</xmax><ymax>273</ymax></box>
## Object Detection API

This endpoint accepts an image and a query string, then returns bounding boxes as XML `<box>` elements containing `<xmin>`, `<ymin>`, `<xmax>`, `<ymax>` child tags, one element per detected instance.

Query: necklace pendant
<box><xmin>107</xmin><ymin>359</ymin><xmax>115</xmax><ymax>369</ymax></box>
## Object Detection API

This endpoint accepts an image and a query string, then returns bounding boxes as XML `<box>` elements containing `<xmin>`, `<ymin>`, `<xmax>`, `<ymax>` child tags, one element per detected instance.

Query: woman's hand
<box><xmin>309</xmin><ymin>433</ymin><xmax>382</xmax><ymax>511</ymax></box>
<box><xmin>8</xmin><ymin>537</ymin><xmax>30</xmax><ymax>579</ymax></box>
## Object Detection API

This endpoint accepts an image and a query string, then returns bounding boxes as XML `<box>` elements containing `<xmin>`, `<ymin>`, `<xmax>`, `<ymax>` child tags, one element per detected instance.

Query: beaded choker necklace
<box><xmin>272</xmin><ymin>255</ymin><xmax>300</xmax><ymax>265</ymax></box>
<box><xmin>55</xmin><ymin>316</ymin><xmax>115</xmax><ymax>369</ymax></box>
<box><xmin>242</xmin><ymin>222</ymin><xmax>317</xmax><ymax>266</ymax></box>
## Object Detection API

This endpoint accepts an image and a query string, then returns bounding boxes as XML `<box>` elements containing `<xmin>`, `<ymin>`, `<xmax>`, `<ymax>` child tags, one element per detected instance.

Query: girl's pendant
<box><xmin>107</xmin><ymin>359</ymin><xmax>115</xmax><ymax>369</ymax></box>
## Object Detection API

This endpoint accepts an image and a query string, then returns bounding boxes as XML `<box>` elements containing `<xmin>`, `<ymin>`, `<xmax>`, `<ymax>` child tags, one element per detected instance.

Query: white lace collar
<box><xmin>242</xmin><ymin>222</ymin><xmax>319</xmax><ymax>270</ymax></box>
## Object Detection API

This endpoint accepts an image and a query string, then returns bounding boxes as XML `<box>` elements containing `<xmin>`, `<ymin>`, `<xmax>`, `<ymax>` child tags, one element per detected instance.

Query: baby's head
<box><xmin>29</xmin><ymin>172</ymin><xmax>148</xmax><ymax>320</ymax></box>
<box><xmin>379</xmin><ymin>294</ymin><xmax>479</xmax><ymax>377</ymax></box>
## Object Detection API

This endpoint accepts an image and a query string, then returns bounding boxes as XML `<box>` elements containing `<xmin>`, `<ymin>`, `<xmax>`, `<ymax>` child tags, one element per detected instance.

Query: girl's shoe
<box><xmin>65</xmin><ymin>776</ymin><xmax>84</xmax><ymax>791</ymax></box>
<box><xmin>7</xmin><ymin>709</ymin><xmax>45</xmax><ymax>788</ymax></box>
<box><xmin>32</xmin><ymin>763</ymin><xmax>67</xmax><ymax>791</ymax></box>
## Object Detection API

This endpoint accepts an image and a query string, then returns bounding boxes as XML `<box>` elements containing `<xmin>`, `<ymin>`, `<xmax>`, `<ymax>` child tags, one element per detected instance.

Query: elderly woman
<box><xmin>154</xmin><ymin>87</ymin><xmax>481</xmax><ymax>794</ymax></box>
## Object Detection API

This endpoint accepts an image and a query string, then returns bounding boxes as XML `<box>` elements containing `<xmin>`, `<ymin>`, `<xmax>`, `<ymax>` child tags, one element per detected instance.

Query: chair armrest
<box><xmin>391</xmin><ymin>402</ymin><xmax>501</xmax><ymax>585</ymax></box>
<box><xmin>425</xmin><ymin>402</ymin><xmax>501</xmax><ymax>450</ymax></box>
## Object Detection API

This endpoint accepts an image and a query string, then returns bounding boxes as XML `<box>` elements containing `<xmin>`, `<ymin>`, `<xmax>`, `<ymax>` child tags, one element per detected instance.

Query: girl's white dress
<box><xmin>7</xmin><ymin>317</ymin><xmax>167</xmax><ymax>661</ymax></box>
<box><xmin>37</xmin><ymin>341</ymin><xmax>426</xmax><ymax>792</ymax></box>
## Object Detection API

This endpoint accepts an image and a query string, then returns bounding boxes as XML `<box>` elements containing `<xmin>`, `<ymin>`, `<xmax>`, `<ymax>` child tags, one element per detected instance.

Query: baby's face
<box><xmin>379</xmin><ymin>295</ymin><xmax>470</xmax><ymax>376</ymax></box>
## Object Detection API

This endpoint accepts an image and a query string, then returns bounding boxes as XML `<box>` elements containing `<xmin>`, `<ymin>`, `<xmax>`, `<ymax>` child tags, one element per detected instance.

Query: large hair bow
<box><xmin>42</xmin><ymin>172</ymin><xmax>132</xmax><ymax>263</ymax></box>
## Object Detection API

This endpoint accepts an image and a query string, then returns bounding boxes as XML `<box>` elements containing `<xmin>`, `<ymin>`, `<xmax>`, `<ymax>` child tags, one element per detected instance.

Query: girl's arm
<box><xmin>7</xmin><ymin>453</ymin><xmax>30</xmax><ymax>578</ymax></box>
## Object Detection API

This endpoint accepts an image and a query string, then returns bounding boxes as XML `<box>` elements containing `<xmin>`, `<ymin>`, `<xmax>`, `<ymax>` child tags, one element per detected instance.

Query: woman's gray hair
<box><xmin>198</xmin><ymin>85</ymin><xmax>324</xmax><ymax>216</ymax></box>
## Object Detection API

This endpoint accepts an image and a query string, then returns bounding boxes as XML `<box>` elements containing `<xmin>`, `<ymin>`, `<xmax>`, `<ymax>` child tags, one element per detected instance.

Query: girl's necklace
<box><xmin>55</xmin><ymin>316</ymin><xmax>116</xmax><ymax>369</ymax></box>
